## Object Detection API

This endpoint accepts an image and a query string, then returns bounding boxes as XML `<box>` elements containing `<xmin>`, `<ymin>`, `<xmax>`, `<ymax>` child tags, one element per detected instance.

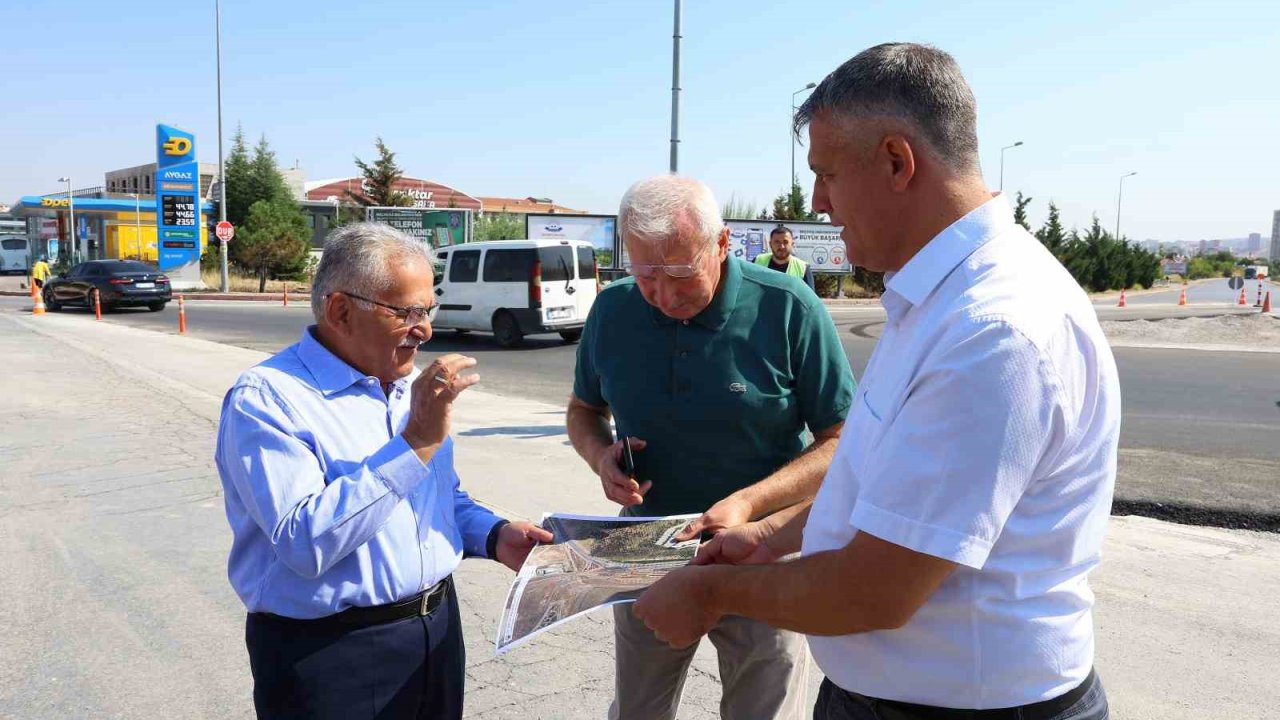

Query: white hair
<box><xmin>618</xmin><ymin>175</ymin><xmax>723</xmax><ymax>249</ymax></box>
<box><xmin>310</xmin><ymin>221</ymin><xmax>435</xmax><ymax>322</ymax></box>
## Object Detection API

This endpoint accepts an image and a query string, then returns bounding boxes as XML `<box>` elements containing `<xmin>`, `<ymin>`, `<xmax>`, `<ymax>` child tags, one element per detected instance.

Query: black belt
<box><xmin>861</xmin><ymin>668</ymin><xmax>1096</xmax><ymax>720</ymax></box>
<box><xmin>255</xmin><ymin>577</ymin><xmax>451</xmax><ymax>631</ymax></box>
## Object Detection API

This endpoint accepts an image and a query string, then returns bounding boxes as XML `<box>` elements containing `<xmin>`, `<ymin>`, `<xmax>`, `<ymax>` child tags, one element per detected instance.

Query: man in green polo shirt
<box><xmin>566</xmin><ymin>175</ymin><xmax>856</xmax><ymax>720</ymax></box>
<box><xmin>755</xmin><ymin>225</ymin><xmax>817</xmax><ymax>293</ymax></box>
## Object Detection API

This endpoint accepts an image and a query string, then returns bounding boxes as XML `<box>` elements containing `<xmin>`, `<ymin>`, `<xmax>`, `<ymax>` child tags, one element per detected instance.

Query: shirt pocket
<box><xmin>843</xmin><ymin>387</ymin><xmax>887</xmax><ymax>474</ymax></box>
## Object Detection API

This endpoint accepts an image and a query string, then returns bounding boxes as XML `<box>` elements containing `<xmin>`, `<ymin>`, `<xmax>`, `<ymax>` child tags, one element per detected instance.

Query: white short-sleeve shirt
<box><xmin>801</xmin><ymin>195</ymin><xmax>1121</xmax><ymax>709</ymax></box>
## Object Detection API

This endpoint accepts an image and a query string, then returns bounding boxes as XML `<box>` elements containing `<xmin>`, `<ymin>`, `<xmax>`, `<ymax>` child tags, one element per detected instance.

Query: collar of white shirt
<box><xmin>881</xmin><ymin>194</ymin><xmax>1014</xmax><ymax>325</ymax></box>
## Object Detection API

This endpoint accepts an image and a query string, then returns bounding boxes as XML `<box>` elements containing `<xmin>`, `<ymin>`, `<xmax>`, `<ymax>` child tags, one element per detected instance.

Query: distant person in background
<box><xmin>755</xmin><ymin>226</ymin><xmax>816</xmax><ymax>292</ymax></box>
<box><xmin>30</xmin><ymin>256</ymin><xmax>51</xmax><ymax>291</ymax></box>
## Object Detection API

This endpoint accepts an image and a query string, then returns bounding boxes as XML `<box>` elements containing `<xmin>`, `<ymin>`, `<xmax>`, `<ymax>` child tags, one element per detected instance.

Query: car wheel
<box><xmin>558</xmin><ymin>329</ymin><xmax>583</xmax><ymax>343</ymax></box>
<box><xmin>148</xmin><ymin>301</ymin><xmax>167</xmax><ymax>312</ymax></box>
<box><xmin>492</xmin><ymin>311</ymin><xmax>524</xmax><ymax>348</ymax></box>
<box><xmin>44</xmin><ymin>291</ymin><xmax>62</xmax><ymax>312</ymax></box>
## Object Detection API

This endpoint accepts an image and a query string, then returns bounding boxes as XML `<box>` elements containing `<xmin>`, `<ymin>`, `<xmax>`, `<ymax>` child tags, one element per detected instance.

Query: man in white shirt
<box><xmin>633</xmin><ymin>42</ymin><xmax>1118</xmax><ymax>720</ymax></box>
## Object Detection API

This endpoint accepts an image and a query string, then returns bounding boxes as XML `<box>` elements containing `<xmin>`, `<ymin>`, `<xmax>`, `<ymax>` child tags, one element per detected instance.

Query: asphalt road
<box><xmin>5</xmin><ymin>294</ymin><xmax>1277</xmax><ymax>526</ymax></box>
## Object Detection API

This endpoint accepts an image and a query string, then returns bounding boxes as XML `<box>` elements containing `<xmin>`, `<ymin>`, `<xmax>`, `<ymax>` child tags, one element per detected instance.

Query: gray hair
<box><xmin>794</xmin><ymin>43</ymin><xmax>980</xmax><ymax>174</ymax></box>
<box><xmin>310</xmin><ymin>221</ymin><xmax>435</xmax><ymax>322</ymax></box>
<box><xmin>618</xmin><ymin>175</ymin><xmax>723</xmax><ymax>249</ymax></box>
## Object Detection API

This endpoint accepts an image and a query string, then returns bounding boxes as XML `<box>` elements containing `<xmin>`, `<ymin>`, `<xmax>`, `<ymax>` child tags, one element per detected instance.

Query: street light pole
<box><xmin>1116</xmin><ymin>171</ymin><xmax>1137</xmax><ymax>241</ymax></box>
<box><xmin>58</xmin><ymin>176</ymin><xmax>75</xmax><ymax>265</ymax></box>
<box><xmin>998</xmin><ymin>141</ymin><xmax>1023</xmax><ymax>192</ymax></box>
<box><xmin>790</xmin><ymin>83</ymin><xmax>817</xmax><ymax>189</ymax></box>
<box><xmin>668</xmin><ymin>0</ymin><xmax>681</xmax><ymax>173</ymax></box>
<box><xmin>216</xmin><ymin>0</ymin><xmax>229</xmax><ymax>292</ymax></box>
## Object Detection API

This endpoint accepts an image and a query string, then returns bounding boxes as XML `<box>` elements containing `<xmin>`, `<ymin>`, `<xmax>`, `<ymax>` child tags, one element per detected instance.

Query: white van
<box><xmin>431</xmin><ymin>238</ymin><xmax>600</xmax><ymax>347</ymax></box>
<box><xmin>0</xmin><ymin>235</ymin><xmax>30</xmax><ymax>275</ymax></box>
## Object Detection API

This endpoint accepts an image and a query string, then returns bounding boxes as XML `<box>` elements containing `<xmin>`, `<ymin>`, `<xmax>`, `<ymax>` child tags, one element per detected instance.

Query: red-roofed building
<box><xmin>477</xmin><ymin>196</ymin><xmax>587</xmax><ymax>215</ymax></box>
<box><xmin>305</xmin><ymin>177</ymin><xmax>482</xmax><ymax>211</ymax></box>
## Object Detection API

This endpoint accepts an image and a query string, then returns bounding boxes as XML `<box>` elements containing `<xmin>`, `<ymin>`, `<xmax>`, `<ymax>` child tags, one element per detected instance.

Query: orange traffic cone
<box><xmin>178</xmin><ymin>294</ymin><xmax>187</xmax><ymax>334</ymax></box>
<box><xmin>1117</xmin><ymin>289</ymin><xmax>1127</xmax><ymax>308</ymax></box>
<box><xmin>1178</xmin><ymin>287</ymin><xmax>1187</xmax><ymax>306</ymax></box>
<box><xmin>94</xmin><ymin>288</ymin><xmax>102</xmax><ymax>321</ymax></box>
<box><xmin>1264</xmin><ymin>291</ymin><xmax>1272</xmax><ymax>314</ymax></box>
<box><xmin>1238</xmin><ymin>287</ymin><xmax>1247</xmax><ymax>305</ymax></box>
<box><xmin>32</xmin><ymin>285</ymin><xmax>46</xmax><ymax>315</ymax></box>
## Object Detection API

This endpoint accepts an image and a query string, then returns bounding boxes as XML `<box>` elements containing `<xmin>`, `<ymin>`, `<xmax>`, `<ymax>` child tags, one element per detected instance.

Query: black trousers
<box><xmin>245</xmin><ymin>581</ymin><xmax>464</xmax><ymax>720</ymax></box>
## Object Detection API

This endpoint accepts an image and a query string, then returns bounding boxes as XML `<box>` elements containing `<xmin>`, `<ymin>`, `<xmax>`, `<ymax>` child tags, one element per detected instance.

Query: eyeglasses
<box><xmin>625</xmin><ymin>243</ymin><xmax>714</xmax><ymax>279</ymax></box>
<box><xmin>329</xmin><ymin>292</ymin><xmax>438</xmax><ymax>325</ymax></box>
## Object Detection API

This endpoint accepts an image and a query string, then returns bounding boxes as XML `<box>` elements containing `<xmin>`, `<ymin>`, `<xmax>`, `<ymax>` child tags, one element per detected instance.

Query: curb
<box><xmin>0</xmin><ymin>289</ymin><xmax>300</xmax><ymax>302</ymax></box>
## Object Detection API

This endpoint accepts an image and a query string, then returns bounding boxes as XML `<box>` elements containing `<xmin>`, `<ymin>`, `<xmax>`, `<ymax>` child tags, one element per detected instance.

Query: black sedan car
<box><xmin>43</xmin><ymin>260</ymin><xmax>172</xmax><ymax>312</ymax></box>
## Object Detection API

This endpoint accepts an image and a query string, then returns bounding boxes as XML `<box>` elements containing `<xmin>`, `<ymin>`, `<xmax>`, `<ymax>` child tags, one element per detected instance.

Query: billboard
<box><xmin>154</xmin><ymin>124</ymin><xmax>202</xmax><ymax>271</ymax></box>
<box><xmin>366</xmin><ymin>207</ymin><xmax>472</xmax><ymax>248</ymax></box>
<box><xmin>1162</xmin><ymin>260</ymin><xmax>1188</xmax><ymax>276</ymax></box>
<box><xmin>725</xmin><ymin>219</ymin><xmax>849</xmax><ymax>272</ymax></box>
<box><xmin>526</xmin><ymin>214</ymin><xmax>618</xmax><ymax>267</ymax></box>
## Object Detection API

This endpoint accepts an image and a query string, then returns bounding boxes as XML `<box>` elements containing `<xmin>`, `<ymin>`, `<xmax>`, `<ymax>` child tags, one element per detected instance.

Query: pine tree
<box><xmin>222</xmin><ymin>124</ymin><xmax>255</xmax><ymax>226</ymax></box>
<box><xmin>351</xmin><ymin>137</ymin><xmax>411</xmax><ymax>207</ymax></box>
<box><xmin>769</xmin><ymin>182</ymin><xmax>819</xmax><ymax>221</ymax></box>
<box><xmin>1034</xmin><ymin>202</ymin><xmax>1069</xmax><ymax>256</ymax></box>
<box><xmin>1013</xmin><ymin>191</ymin><xmax>1033</xmax><ymax>231</ymax></box>
<box><xmin>232</xmin><ymin>198</ymin><xmax>312</xmax><ymax>292</ymax></box>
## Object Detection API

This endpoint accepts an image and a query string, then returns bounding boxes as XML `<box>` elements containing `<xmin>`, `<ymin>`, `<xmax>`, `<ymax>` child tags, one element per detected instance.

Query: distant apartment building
<box><xmin>1271</xmin><ymin>210</ymin><xmax>1280</xmax><ymax>260</ymax></box>
<box><xmin>1248</xmin><ymin>233</ymin><xmax>1262</xmax><ymax>254</ymax></box>
<box><xmin>105</xmin><ymin>163</ymin><xmax>219</xmax><ymax>200</ymax></box>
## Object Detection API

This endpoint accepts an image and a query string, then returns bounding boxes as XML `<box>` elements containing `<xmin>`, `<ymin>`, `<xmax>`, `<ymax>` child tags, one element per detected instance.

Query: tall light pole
<box><xmin>998</xmin><ymin>141</ymin><xmax>1023</xmax><ymax>192</ymax></box>
<box><xmin>668</xmin><ymin>0</ymin><xmax>681</xmax><ymax>173</ymax></box>
<box><xmin>128</xmin><ymin>193</ymin><xmax>141</xmax><ymax>260</ymax></box>
<box><xmin>790</xmin><ymin>82</ymin><xmax>817</xmax><ymax>189</ymax></box>
<box><xmin>1116</xmin><ymin>171</ymin><xmax>1137</xmax><ymax>241</ymax></box>
<box><xmin>58</xmin><ymin>176</ymin><xmax>75</xmax><ymax>265</ymax></box>
<box><xmin>216</xmin><ymin>0</ymin><xmax>229</xmax><ymax>292</ymax></box>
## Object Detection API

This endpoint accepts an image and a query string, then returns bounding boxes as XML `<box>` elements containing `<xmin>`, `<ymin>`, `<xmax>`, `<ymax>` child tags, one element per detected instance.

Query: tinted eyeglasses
<box><xmin>625</xmin><ymin>243</ymin><xmax>713</xmax><ymax>279</ymax></box>
<box><xmin>329</xmin><ymin>292</ymin><xmax>438</xmax><ymax>325</ymax></box>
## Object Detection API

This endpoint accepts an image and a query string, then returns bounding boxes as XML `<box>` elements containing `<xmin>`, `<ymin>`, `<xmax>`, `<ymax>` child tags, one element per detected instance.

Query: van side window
<box><xmin>576</xmin><ymin>246</ymin><xmax>596</xmax><ymax>279</ymax></box>
<box><xmin>450</xmin><ymin>250</ymin><xmax>481</xmax><ymax>283</ymax></box>
<box><xmin>483</xmin><ymin>249</ymin><xmax>535</xmax><ymax>282</ymax></box>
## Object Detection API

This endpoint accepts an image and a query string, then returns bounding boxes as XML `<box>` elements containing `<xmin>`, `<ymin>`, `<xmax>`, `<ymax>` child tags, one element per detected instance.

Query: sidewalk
<box><xmin>2</xmin><ymin>307</ymin><xmax>1278</xmax><ymax>718</ymax></box>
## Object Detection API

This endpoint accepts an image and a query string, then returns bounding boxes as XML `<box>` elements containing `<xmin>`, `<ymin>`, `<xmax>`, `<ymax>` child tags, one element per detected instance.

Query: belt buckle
<box><xmin>419</xmin><ymin>580</ymin><xmax>443</xmax><ymax>617</ymax></box>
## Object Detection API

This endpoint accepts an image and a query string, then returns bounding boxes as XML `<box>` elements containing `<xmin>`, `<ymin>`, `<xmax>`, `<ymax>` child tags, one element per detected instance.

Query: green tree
<box><xmin>222</xmin><ymin>124</ymin><xmax>255</xmax><ymax>226</ymax></box>
<box><xmin>249</xmin><ymin>134</ymin><xmax>290</xmax><ymax>205</ymax></box>
<box><xmin>351</xmin><ymin>137</ymin><xmax>411</xmax><ymax>207</ymax></box>
<box><xmin>1013</xmin><ymin>191</ymin><xmax>1033</xmax><ymax>231</ymax></box>
<box><xmin>232</xmin><ymin>198</ymin><xmax>312</xmax><ymax>292</ymax></box>
<box><xmin>1034</xmin><ymin>202</ymin><xmax>1069</xmax><ymax>256</ymax></box>
<box><xmin>769</xmin><ymin>182</ymin><xmax>819</xmax><ymax>221</ymax></box>
<box><xmin>721</xmin><ymin>193</ymin><xmax>760</xmax><ymax>220</ymax></box>
<box><xmin>475</xmin><ymin>212</ymin><xmax>524</xmax><ymax>241</ymax></box>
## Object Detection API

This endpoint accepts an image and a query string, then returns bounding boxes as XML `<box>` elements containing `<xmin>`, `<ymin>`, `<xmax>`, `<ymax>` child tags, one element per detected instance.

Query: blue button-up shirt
<box><xmin>215</xmin><ymin>327</ymin><xmax>502</xmax><ymax>619</ymax></box>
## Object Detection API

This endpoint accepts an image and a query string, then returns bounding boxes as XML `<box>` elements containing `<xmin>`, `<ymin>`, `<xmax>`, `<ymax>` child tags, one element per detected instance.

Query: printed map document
<box><xmin>495</xmin><ymin>513</ymin><xmax>699</xmax><ymax>655</ymax></box>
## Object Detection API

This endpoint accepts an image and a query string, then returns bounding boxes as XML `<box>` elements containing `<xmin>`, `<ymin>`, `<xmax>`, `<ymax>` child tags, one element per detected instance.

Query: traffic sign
<box><xmin>215</xmin><ymin>221</ymin><xmax>235</xmax><ymax>243</ymax></box>
<box><xmin>1228</xmin><ymin>276</ymin><xmax>1243</xmax><ymax>290</ymax></box>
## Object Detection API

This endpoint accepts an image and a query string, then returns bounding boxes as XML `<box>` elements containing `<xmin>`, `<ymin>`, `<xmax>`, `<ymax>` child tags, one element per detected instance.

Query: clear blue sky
<box><xmin>5</xmin><ymin>0</ymin><xmax>1278</xmax><ymax>243</ymax></box>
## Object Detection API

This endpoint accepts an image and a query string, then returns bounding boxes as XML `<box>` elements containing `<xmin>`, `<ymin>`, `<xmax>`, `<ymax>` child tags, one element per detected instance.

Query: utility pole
<box><xmin>668</xmin><ymin>0</ymin><xmax>681</xmax><ymax>173</ymax></box>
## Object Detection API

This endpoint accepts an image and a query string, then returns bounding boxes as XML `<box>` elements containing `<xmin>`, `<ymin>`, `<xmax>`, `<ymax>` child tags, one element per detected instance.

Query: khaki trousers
<box><xmin>609</xmin><ymin>604</ymin><xmax>809</xmax><ymax>720</ymax></box>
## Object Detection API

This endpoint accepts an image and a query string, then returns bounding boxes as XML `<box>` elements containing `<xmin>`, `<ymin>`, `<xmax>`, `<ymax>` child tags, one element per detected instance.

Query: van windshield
<box><xmin>538</xmin><ymin>247</ymin><xmax>575</xmax><ymax>282</ymax></box>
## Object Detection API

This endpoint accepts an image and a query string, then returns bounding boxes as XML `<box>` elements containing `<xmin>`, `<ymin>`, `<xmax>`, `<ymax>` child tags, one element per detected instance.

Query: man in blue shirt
<box><xmin>216</xmin><ymin>222</ymin><xmax>551</xmax><ymax>720</ymax></box>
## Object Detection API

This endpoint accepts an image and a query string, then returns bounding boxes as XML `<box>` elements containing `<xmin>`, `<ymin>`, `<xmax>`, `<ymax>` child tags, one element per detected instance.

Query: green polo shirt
<box><xmin>573</xmin><ymin>257</ymin><xmax>856</xmax><ymax>517</ymax></box>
